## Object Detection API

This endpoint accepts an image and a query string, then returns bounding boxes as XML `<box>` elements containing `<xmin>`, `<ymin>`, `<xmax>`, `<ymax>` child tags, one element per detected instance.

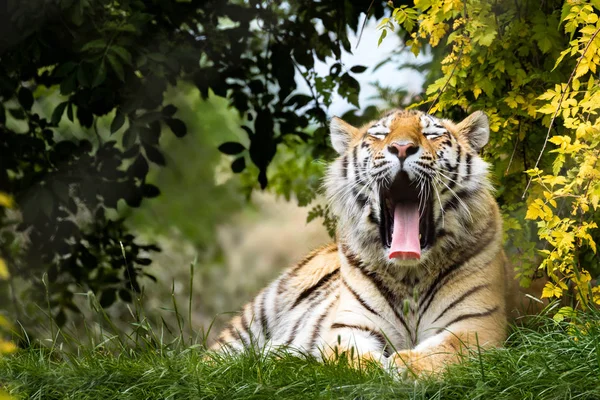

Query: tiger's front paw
<box><xmin>389</xmin><ymin>350</ymin><xmax>433</xmax><ymax>379</ymax></box>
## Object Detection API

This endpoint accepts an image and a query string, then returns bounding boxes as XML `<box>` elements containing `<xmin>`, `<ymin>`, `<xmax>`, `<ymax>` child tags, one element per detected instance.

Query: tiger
<box><xmin>212</xmin><ymin>108</ymin><xmax>516</xmax><ymax>375</ymax></box>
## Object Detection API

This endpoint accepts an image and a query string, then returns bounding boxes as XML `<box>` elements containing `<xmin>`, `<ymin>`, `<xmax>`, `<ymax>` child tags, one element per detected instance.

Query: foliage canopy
<box><xmin>0</xmin><ymin>0</ymin><xmax>387</xmax><ymax>323</ymax></box>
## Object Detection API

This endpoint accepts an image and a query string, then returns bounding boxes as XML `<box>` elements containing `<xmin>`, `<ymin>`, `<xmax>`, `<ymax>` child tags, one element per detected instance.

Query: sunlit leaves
<box><xmin>543</xmin><ymin>281</ymin><xmax>568</xmax><ymax>299</ymax></box>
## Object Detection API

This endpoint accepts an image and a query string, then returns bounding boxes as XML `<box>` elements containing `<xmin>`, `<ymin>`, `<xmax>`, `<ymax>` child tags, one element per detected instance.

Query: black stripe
<box><xmin>285</xmin><ymin>314</ymin><xmax>304</xmax><ymax>345</ymax></box>
<box><xmin>464</xmin><ymin>153</ymin><xmax>472</xmax><ymax>182</ymax></box>
<box><xmin>292</xmin><ymin>250</ymin><xmax>321</xmax><ymax>273</ymax></box>
<box><xmin>379</xmin><ymin>193</ymin><xmax>390</xmax><ymax>248</ymax></box>
<box><xmin>240</xmin><ymin>310</ymin><xmax>251</xmax><ymax>343</ymax></box>
<box><xmin>228</xmin><ymin>326</ymin><xmax>250</xmax><ymax>347</ymax></box>
<box><xmin>330</xmin><ymin>323</ymin><xmax>387</xmax><ymax>349</ymax></box>
<box><xmin>284</xmin><ymin>245</ymin><xmax>335</xmax><ymax>287</ymax></box>
<box><xmin>368</xmin><ymin>204</ymin><xmax>379</xmax><ymax>225</ymax></box>
<box><xmin>286</xmin><ymin>277</ymin><xmax>339</xmax><ymax>345</ymax></box>
<box><xmin>435</xmin><ymin>186</ymin><xmax>473</xmax><ymax>226</ymax></box>
<box><xmin>443</xmin><ymin>188</ymin><xmax>474</xmax><ymax>212</ymax></box>
<box><xmin>343</xmin><ymin>279</ymin><xmax>379</xmax><ymax>317</ymax></box>
<box><xmin>276</xmin><ymin>276</ymin><xmax>286</xmax><ymax>294</ymax></box>
<box><xmin>418</xmin><ymin>255</ymin><xmax>475</xmax><ymax>319</ymax></box>
<box><xmin>431</xmin><ymin>284</ymin><xmax>489</xmax><ymax>324</ymax></box>
<box><xmin>257</xmin><ymin>293</ymin><xmax>270</xmax><ymax>341</ymax></box>
<box><xmin>418</xmin><ymin>217</ymin><xmax>497</xmax><ymax>319</ymax></box>
<box><xmin>291</xmin><ymin>269</ymin><xmax>340</xmax><ymax>309</ymax></box>
<box><xmin>400</xmin><ymin>273</ymin><xmax>419</xmax><ymax>287</ymax></box>
<box><xmin>326</xmin><ymin>245</ymin><xmax>338</xmax><ymax>253</ymax></box>
<box><xmin>435</xmin><ymin>306</ymin><xmax>499</xmax><ymax>334</ymax></box>
<box><xmin>447</xmin><ymin>144</ymin><xmax>462</xmax><ymax>191</ymax></box>
<box><xmin>341</xmin><ymin>154</ymin><xmax>348</xmax><ymax>179</ymax></box>
<box><xmin>343</xmin><ymin>248</ymin><xmax>413</xmax><ymax>343</ymax></box>
<box><xmin>308</xmin><ymin>295</ymin><xmax>339</xmax><ymax>351</ymax></box>
<box><xmin>353</xmin><ymin>188</ymin><xmax>368</xmax><ymax>209</ymax></box>
<box><xmin>352</xmin><ymin>146</ymin><xmax>360</xmax><ymax>179</ymax></box>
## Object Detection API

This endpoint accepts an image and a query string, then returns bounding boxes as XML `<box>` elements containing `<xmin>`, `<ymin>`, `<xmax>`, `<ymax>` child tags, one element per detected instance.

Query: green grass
<box><xmin>1</xmin><ymin>310</ymin><xmax>600</xmax><ymax>400</ymax></box>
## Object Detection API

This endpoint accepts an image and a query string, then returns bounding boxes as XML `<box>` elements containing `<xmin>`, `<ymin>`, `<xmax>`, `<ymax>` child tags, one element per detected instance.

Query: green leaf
<box><xmin>219</xmin><ymin>142</ymin><xmax>246</xmax><ymax>155</ymax></box>
<box><xmin>51</xmin><ymin>102</ymin><xmax>68</xmax><ymax>125</ymax></box>
<box><xmin>92</xmin><ymin>62</ymin><xmax>106</xmax><ymax>87</ymax></box>
<box><xmin>17</xmin><ymin>87</ymin><xmax>34</xmax><ymax>110</ymax></box>
<box><xmin>137</xmin><ymin>111</ymin><xmax>163</xmax><ymax>125</ymax></box>
<box><xmin>128</xmin><ymin>154</ymin><xmax>148</xmax><ymax>178</ymax></box>
<box><xmin>350</xmin><ymin>65</ymin><xmax>367</xmax><ymax>73</ymax></box>
<box><xmin>144</xmin><ymin>145</ymin><xmax>166</xmax><ymax>166</ymax></box>
<box><xmin>123</xmin><ymin>128</ymin><xmax>138</xmax><ymax>148</ymax></box>
<box><xmin>284</xmin><ymin>94</ymin><xmax>312</xmax><ymax>108</ymax></box>
<box><xmin>60</xmin><ymin>73</ymin><xmax>78</xmax><ymax>95</ymax></box>
<box><xmin>76</xmin><ymin>65</ymin><xmax>90</xmax><ymax>87</ymax></box>
<box><xmin>166</xmin><ymin>118</ymin><xmax>187</xmax><ymax>138</ymax></box>
<box><xmin>81</xmin><ymin>39</ymin><xmax>107</xmax><ymax>52</ymax></box>
<box><xmin>378</xmin><ymin>29</ymin><xmax>387</xmax><ymax>46</ymax></box>
<box><xmin>147</xmin><ymin>52</ymin><xmax>168</xmax><ymax>62</ymax></box>
<box><xmin>141</xmin><ymin>184</ymin><xmax>160</xmax><ymax>198</ymax></box>
<box><xmin>110</xmin><ymin>111</ymin><xmax>126</xmax><ymax>134</ymax></box>
<box><xmin>53</xmin><ymin>62</ymin><xmax>78</xmax><ymax>78</ymax></box>
<box><xmin>67</xmin><ymin>103</ymin><xmax>74</xmax><ymax>122</ymax></box>
<box><xmin>231</xmin><ymin>157</ymin><xmax>246</xmax><ymax>173</ymax></box>
<box><xmin>107</xmin><ymin>54</ymin><xmax>125</xmax><ymax>81</ymax></box>
<box><xmin>119</xmin><ymin>289</ymin><xmax>132</xmax><ymax>303</ymax></box>
<box><xmin>99</xmin><ymin>288</ymin><xmax>117</xmax><ymax>308</ymax></box>
<box><xmin>110</xmin><ymin>46</ymin><xmax>133</xmax><ymax>65</ymax></box>
<box><xmin>161</xmin><ymin>105</ymin><xmax>177</xmax><ymax>117</ymax></box>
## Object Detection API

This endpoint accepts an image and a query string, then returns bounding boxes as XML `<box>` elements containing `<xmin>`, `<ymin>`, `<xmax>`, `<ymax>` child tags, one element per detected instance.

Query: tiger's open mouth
<box><xmin>379</xmin><ymin>172</ymin><xmax>435</xmax><ymax>260</ymax></box>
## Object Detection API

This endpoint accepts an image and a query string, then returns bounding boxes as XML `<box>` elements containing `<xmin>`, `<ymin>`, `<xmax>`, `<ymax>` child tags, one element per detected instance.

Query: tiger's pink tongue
<box><xmin>389</xmin><ymin>203</ymin><xmax>421</xmax><ymax>260</ymax></box>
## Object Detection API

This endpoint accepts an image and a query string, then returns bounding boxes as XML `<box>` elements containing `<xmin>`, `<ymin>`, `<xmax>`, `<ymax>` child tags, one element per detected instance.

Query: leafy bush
<box><xmin>381</xmin><ymin>0</ymin><xmax>600</xmax><ymax>307</ymax></box>
<box><xmin>0</xmin><ymin>0</ymin><xmax>387</xmax><ymax>323</ymax></box>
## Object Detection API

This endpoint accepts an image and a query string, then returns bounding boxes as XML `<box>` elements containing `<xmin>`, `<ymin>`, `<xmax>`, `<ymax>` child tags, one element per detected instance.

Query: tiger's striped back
<box><xmin>214</xmin><ymin>244</ymin><xmax>342</xmax><ymax>352</ymax></box>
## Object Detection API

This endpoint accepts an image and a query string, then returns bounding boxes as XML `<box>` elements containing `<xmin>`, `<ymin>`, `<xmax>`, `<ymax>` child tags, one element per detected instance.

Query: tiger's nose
<box><xmin>388</xmin><ymin>142</ymin><xmax>419</xmax><ymax>161</ymax></box>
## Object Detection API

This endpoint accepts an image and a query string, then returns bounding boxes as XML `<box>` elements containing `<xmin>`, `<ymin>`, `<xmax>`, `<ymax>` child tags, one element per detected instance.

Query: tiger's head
<box><xmin>325</xmin><ymin>109</ymin><xmax>493</xmax><ymax>267</ymax></box>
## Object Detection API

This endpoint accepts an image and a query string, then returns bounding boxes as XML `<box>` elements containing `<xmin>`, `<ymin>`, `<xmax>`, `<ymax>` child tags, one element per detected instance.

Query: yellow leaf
<box><xmin>542</xmin><ymin>282</ymin><xmax>563</xmax><ymax>298</ymax></box>
<box><xmin>0</xmin><ymin>391</ymin><xmax>14</xmax><ymax>400</ymax></box>
<box><xmin>0</xmin><ymin>193</ymin><xmax>14</xmax><ymax>209</ymax></box>
<box><xmin>0</xmin><ymin>340</ymin><xmax>16</xmax><ymax>354</ymax></box>
<box><xmin>0</xmin><ymin>259</ymin><xmax>8</xmax><ymax>280</ymax></box>
<box><xmin>575</xmin><ymin>60</ymin><xmax>589</xmax><ymax>78</ymax></box>
<box><xmin>0</xmin><ymin>315</ymin><xmax>13</xmax><ymax>330</ymax></box>
<box><xmin>538</xmin><ymin>103</ymin><xmax>558</xmax><ymax>114</ymax></box>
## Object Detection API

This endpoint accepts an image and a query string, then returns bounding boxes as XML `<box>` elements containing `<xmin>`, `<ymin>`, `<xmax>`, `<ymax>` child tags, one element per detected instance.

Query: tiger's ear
<box><xmin>330</xmin><ymin>117</ymin><xmax>358</xmax><ymax>154</ymax></box>
<box><xmin>456</xmin><ymin>111</ymin><xmax>489</xmax><ymax>152</ymax></box>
